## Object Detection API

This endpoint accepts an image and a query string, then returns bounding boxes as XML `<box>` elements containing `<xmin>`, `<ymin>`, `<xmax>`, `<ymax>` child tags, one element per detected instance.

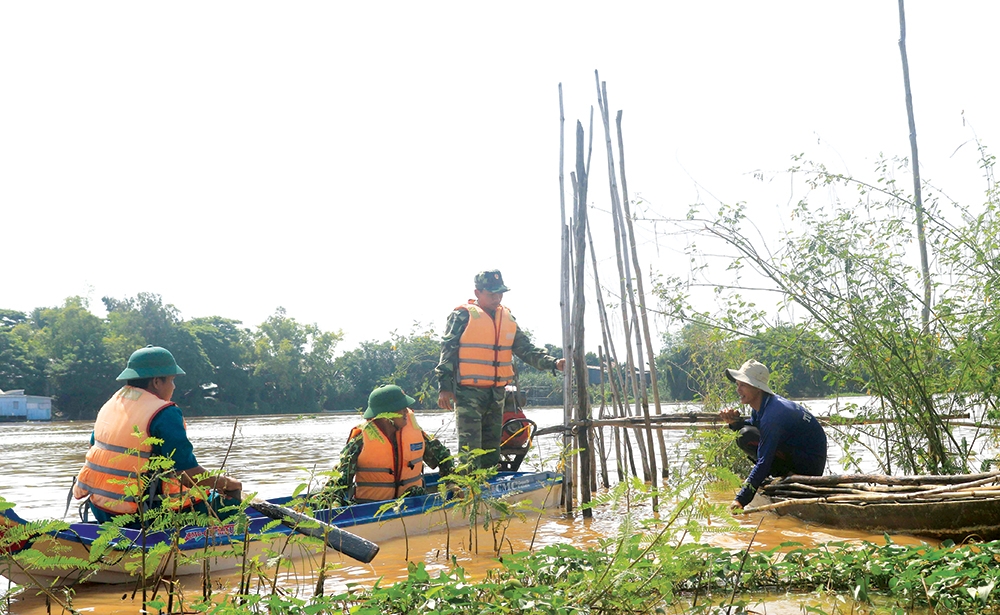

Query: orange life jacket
<box><xmin>457</xmin><ymin>302</ymin><xmax>517</xmax><ymax>387</ymax></box>
<box><xmin>353</xmin><ymin>409</ymin><xmax>426</xmax><ymax>503</ymax></box>
<box><xmin>73</xmin><ymin>386</ymin><xmax>201</xmax><ymax>515</ymax></box>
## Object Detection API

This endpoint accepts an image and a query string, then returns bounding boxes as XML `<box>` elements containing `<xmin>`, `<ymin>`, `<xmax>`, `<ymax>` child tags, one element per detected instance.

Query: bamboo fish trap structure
<box><xmin>550</xmin><ymin>73</ymin><xmax>1000</xmax><ymax>526</ymax></box>
<box><xmin>556</xmin><ymin>72</ymin><xmax>672</xmax><ymax>515</ymax></box>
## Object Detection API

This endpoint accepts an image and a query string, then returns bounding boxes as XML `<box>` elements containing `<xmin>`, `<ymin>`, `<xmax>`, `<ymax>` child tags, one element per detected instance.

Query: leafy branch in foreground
<box><xmin>651</xmin><ymin>149</ymin><xmax>1000</xmax><ymax>476</ymax></box>
<box><xmin>156</xmin><ymin>538</ymin><xmax>1000</xmax><ymax>614</ymax></box>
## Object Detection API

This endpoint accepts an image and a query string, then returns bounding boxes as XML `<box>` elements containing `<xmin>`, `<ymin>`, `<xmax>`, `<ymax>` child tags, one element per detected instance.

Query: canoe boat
<box><xmin>0</xmin><ymin>470</ymin><xmax>562</xmax><ymax>586</ymax></box>
<box><xmin>744</xmin><ymin>471</ymin><xmax>1000</xmax><ymax>542</ymax></box>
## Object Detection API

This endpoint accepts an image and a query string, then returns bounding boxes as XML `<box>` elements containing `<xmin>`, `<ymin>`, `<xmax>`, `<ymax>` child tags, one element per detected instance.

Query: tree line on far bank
<box><xmin>0</xmin><ymin>292</ymin><xmax>839</xmax><ymax>421</ymax></box>
<box><xmin>0</xmin><ymin>293</ymin><xmax>439</xmax><ymax>420</ymax></box>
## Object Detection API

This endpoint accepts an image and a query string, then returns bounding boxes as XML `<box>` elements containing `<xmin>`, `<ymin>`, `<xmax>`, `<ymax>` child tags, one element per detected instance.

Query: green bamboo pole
<box><xmin>595</xmin><ymin>71</ymin><xmax>657</xmax><ymax>508</ymax></box>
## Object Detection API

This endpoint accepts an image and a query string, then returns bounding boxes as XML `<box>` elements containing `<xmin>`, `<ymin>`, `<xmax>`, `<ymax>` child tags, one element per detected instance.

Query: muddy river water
<box><xmin>0</xmin><ymin>401</ymin><xmax>944</xmax><ymax>613</ymax></box>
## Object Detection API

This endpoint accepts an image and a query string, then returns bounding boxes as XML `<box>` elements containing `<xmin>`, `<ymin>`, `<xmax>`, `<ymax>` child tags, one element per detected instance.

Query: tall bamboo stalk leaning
<box><xmin>595</xmin><ymin>71</ymin><xmax>659</xmax><ymax>509</ymax></box>
<box><xmin>616</xmin><ymin>110</ymin><xmax>669</xmax><ymax>481</ymax></box>
<box><xmin>588</xmin><ymin>222</ymin><xmax>631</xmax><ymax>483</ymax></box>
<box><xmin>897</xmin><ymin>0</ymin><xmax>932</xmax><ymax>334</ymax></box>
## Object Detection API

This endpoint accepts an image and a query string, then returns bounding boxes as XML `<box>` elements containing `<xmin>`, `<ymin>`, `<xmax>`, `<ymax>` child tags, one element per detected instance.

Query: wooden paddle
<box><xmin>250</xmin><ymin>498</ymin><xmax>380</xmax><ymax>564</ymax></box>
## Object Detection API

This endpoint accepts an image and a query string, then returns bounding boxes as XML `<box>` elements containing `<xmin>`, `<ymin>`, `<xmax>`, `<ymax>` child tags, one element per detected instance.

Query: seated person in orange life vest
<box><xmin>73</xmin><ymin>346</ymin><xmax>243</xmax><ymax>525</ymax></box>
<box><xmin>319</xmin><ymin>385</ymin><xmax>455</xmax><ymax>505</ymax></box>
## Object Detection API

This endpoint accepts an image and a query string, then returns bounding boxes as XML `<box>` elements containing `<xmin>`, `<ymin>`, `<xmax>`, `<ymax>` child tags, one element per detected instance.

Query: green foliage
<box><xmin>0</xmin><ymin>298</ymin><xmax>566</xmax><ymax>417</ymax></box>
<box><xmin>31</xmin><ymin>297</ymin><xmax>117</xmax><ymax>420</ymax></box>
<box><xmin>654</xmin><ymin>148</ymin><xmax>1000</xmax><ymax>476</ymax></box>
<box><xmin>186</xmin><ymin>315</ymin><xmax>256</xmax><ymax>413</ymax></box>
<box><xmin>685</xmin><ymin>427</ymin><xmax>753</xmax><ymax>497</ymax></box>
<box><xmin>657</xmin><ymin>322</ymin><xmax>744</xmax><ymax>408</ymax></box>
<box><xmin>0</xmin><ymin>315</ymin><xmax>44</xmax><ymax>395</ymax></box>
<box><xmin>331</xmin><ymin>324</ymin><xmax>443</xmax><ymax>410</ymax></box>
<box><xmin>513</xmin><ymin>342</ymin><xmax>565</xmax><ymax>407</ymax></box>
<box><xmin>656</xmin><ymin>315</ymin><xmax>845</xmax><ymax>405</ymax></box>
<box><xmin>432</xmin><ymin>449</ymin><xmax>505</xmax><ymax>555</ymax></box>
<box><xmin>251</xmin><ymin>307</ymin><xmax>343</xmax><ymax>414</ymax></box>
<box><xmin>104</xmin><ymin>292</ymin><xmax>217</xmax><ymax>408</ymax></box>
<box><xmin>387</xmin><ymin>326</ymin><xmax>445</xmax><ymax>408</ymax></box>
<box><xmin>17</xmin><ymin>449</ymin><xmax>1000</xmax><ymax>613</ymax></box>
<box><xmin>19</xmin><ymin>523</ymin><xmax>1000</xmax><ymax>614</ymax></box>
<box><xmin>741</xmin><ymin>324</ymin><xmax>840</xmax><ymax>399</ymax></box>
<box><xmin>332</xmin><ymin>339</ymin><xmax>399</xmax><ymax>411</ymax></box>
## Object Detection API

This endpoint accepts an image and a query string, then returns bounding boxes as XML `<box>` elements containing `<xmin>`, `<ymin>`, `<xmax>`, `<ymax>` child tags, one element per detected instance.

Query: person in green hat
<box><xmin>435</xmin><ymin>269</ymin><xmax>565</xmax><ymax>470</ymax></box>
<box><xmin>73</xmin><ymin>345</ymin><xmax>243</xmax><ymax>525</ymax></box>
<box><xmin>318</xmin><ymin>384</ymin><xmax>454</xmax><ymax>505</ymax></box>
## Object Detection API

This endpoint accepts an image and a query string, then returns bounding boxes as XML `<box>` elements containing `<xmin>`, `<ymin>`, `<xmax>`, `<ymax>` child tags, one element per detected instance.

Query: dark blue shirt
<box><xmin>148</xmin><ymin>406</ymin><xmax>199</xmax><ymax>472</ymax></box>
<box><xmin>736</xmin><ymin>394</ymin><xmax>827</xmax><ymax>506</ymax></box>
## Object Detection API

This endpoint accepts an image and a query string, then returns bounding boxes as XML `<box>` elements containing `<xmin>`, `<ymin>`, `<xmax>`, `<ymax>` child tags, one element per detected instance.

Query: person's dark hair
<box><xmin>126</xmin><ymin>377</ymin><xmax>153</xmax><ymax>389</ymax></box>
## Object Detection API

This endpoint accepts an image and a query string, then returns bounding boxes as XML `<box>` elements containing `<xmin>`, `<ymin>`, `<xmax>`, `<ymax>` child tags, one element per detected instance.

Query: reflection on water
<box><xmin>0</xmin><ymin>401</ymin><xmax>941</xmax><ymax>613</ymax></box>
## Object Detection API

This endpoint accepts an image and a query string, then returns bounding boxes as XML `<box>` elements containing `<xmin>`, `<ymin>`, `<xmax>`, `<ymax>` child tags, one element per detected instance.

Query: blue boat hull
<box><xmin>1</xmin><ymin>471</ymin><xmax>562</xmax><ymax>585</ymax></box>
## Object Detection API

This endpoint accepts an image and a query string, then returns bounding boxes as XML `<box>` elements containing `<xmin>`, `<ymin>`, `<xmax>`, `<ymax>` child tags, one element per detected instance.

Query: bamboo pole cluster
<box><xmin>556</xmin><ymin>72</ymin><xmax>671</xmax><ymax>514</ymax></box>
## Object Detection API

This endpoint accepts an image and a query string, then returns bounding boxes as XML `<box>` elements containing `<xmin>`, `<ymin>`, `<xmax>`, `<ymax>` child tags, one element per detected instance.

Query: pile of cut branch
<box><xmin>745</xmin><ymin>470</ymin><xmax>1000</xmax><ymax>514</ymax></box>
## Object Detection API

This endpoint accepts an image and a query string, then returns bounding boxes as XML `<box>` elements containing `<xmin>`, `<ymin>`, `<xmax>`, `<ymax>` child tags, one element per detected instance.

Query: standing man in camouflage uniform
<box><xmin>436</xmin><ymin>269</ymin><xmax>565</xmax><ymax>469</ymax></box>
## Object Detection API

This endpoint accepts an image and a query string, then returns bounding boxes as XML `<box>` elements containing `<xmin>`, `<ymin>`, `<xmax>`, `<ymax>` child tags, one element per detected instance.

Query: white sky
<box><xmin>3</xmin><ymin>2</ymin><xmax>998</xmax><ymax>355</ymax></box>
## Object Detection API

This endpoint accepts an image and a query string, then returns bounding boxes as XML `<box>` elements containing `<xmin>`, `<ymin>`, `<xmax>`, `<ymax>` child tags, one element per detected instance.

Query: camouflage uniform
<box><xmin>435</xmin><ymin>305</ymin><xmax>558</xmax><ymax>469</ymax></box>
<box><xmin>319</xmin><ymin>423</ymin><xmax>454</xmax><ymax>506</ymax></box>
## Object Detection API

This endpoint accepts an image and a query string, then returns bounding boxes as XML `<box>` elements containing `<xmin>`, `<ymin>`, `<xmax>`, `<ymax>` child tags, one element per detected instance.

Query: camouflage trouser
<box><xmin>454</xmin><ymin>385</ymin><xmax>506</xmax><ymax>470</ymax></box>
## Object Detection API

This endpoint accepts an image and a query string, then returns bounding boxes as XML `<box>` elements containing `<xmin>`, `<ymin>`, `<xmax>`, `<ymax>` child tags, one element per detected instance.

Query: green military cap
<box><xmin>474</xmin><ymin>269</ymin><xmax>510</xmax><ymax>293</ymax></box>
<box><xmin>364</xmin><ymin>385</ymin><xmax>416</xmax><ymax>419</ymax></box>
<box><xmin>117</xmin><ymin>345</ymin><xmax>186</xmax><ymax>381</ymax></box>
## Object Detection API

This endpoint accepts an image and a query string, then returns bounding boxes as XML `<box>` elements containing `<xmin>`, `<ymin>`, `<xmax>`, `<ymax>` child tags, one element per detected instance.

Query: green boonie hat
<box><xmin>116</xmin><ymin>345</ymin><xmax>186</xmax><ymax>381</ymax></box>
<box><xmin>364</xmin><ymin>385</ymin><xmax>416</xmax><ymax>419</ymax></box>
<box><xmin>474</xmin><ymin>269</ymin><xmax>510</xmax><ymax>293</ymax></box>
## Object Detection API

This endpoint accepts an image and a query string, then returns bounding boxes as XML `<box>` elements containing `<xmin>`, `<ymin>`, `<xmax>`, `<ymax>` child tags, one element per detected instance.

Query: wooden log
<box><xmin>574</xmin><ymin>413</ymin><xmax>720</xmax><ymax>426</ymax></box>
<box><xmin>540</xmin><ymin>412</ymin><xmax>977</xmax><ymax>431</ymax></box>
<box><xmin>942</xmin><ymin>422</ymin><xmax>1000</xmax><ymax>431</ymax></box>
<box><xmin>823</xmin><ymin>413</ymin><xmax>969</xmax><ymax>426</ymax></box>
<box><xmin>769</xmin><ymin>471</ymin><xmax>1000</xmax><ymax>488</ymax></box>
<box><xmin>764</xmin><ymin>482</ymin><xmax>1000</xmax><ymax>501</ymax></box>
<box><xmin>764</xmin><ymin>481</ymin><xmax>941</xmax><ymax>496</ymax></box>
<box><xmin>767</xmin><ymin>485</ymin><xmax>866</xmax><ymax>497</ymax></box>
<box><xmin>746</xmin><ymin>471</ymin><xmax>1000</xmax><ymax>514</ymax></box>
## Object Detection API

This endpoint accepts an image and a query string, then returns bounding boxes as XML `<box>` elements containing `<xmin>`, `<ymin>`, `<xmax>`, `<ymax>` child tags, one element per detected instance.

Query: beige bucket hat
<box><xmin>724</xmin><ymin>359</ymin><xmax>774</xmax><ymax>395</ymax></box>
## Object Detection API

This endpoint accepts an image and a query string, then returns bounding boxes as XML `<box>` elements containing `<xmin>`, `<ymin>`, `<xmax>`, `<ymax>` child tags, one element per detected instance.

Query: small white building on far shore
<box><xmin>0</xmin><ymin>389</ymin><xmax>52</xmax><ymax>421</ymax></box>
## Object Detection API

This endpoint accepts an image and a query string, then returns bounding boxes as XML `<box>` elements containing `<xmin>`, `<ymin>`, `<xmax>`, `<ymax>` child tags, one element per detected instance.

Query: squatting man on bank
<box><xmin>719</xmin><ymin>359</ymin><xmax>828</xmax><ymax>512</ymax></box>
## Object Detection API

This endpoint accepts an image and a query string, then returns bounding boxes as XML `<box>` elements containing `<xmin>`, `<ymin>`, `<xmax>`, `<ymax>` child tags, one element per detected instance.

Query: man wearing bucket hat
<box><xmin>719</xmin><ymin>359</ymin><xmax>827</xmax><ymax>512</ymax></box>
<box><xmin>73</xmin><ymin>345</ymin><xmax>243</xmax><ymax>525</ymax></box>
<box><xmin>435</xmin><ymin>269</ymin><xmax>565</xmax><ymax>470</ymax></box>
<box><xmin>319</xmin><ymin>385</ymin><xmax>455</xmax><ymax>505</ymax></box>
